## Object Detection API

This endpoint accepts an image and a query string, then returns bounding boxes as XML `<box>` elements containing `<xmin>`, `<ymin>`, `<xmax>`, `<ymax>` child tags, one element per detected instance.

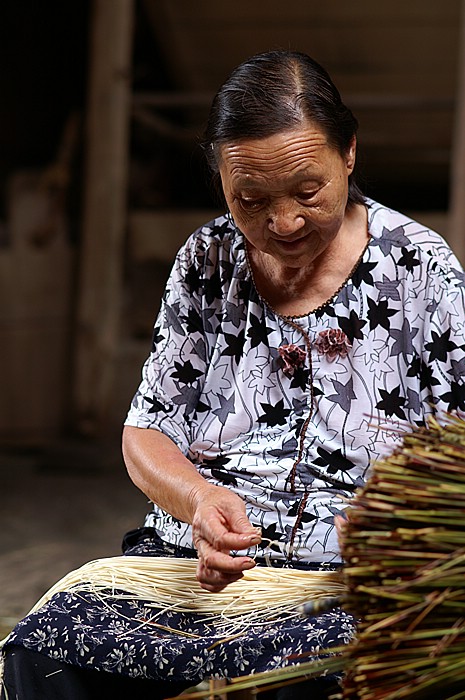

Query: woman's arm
<box><xmin>122</xmin><ymin>425</ymin><xmax>261</xmax><ymax>591</ymax></box>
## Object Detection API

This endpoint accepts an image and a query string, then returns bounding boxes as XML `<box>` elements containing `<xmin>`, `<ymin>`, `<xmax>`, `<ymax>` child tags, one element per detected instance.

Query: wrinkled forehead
<box><xmin>218</xmin><ymin>126</ymin><xmax>340</xmax><ymax>188</ymax></box>
<box><xmin>217</xmin><ymin>120</ymin><xmax>328</xmax><ymax>159</ymax></box>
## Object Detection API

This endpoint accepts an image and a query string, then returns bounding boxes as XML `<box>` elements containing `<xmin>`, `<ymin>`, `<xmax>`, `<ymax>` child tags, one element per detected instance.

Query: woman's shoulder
<box><xmin>177</xmin><ymin>213</ymin><xmax>245</xmax><ymax>267</ymax></box>
<box><xmin>186</xmin><ymin>213</ymin><xmax>241</xmax><ymax>248</ymax></box>
<box><xmin>366</xmin><ymin>199</ymin><xmax>463</xmax><ymax>272</ymax></box>
<box><xmin>167</xmin><ymin>213</ymin><xmax>250</xmax><ymax>301</ymax></box>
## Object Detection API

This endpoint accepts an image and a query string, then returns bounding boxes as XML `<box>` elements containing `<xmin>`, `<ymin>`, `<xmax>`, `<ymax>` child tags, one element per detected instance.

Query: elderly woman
<box><xmin>2</xmin><ymin>50</ymin><xmax>465</xmax><ymax>700</ymax></box>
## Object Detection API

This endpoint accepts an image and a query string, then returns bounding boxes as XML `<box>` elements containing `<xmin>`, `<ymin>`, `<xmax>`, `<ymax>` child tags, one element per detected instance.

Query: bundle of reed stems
<box><xmin>1</xmin><ymin>555</ymin><xmax>344</xmax><ymax>641</ymax></box>
<box><xmin>340</xmin><ymin>413</ymin><xmax>465</xmax><ymax>699</ymax></box>
<box><xmin>181</xmin><ymin>413</ymin><xmax>465</xmax><ymax>698</ymax></box>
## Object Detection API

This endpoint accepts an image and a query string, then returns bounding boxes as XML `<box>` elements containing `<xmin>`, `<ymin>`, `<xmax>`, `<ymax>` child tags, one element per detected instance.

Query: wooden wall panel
<box><xmin>153</xmin><ymin>0</ymin><xmax>460</xmax><ymax>24</ymax></box>
<box><xmin>145</xmin><ymin>0</ymin><xmax>460</xmax><ymax>94</ymax></box>
<box><xmin>138</xmin><ymin>0</ymin><xmax>461</xmax><ymax>217</ymax></box>
<box><xmin>73</xmin><ymin>0</ymin><xmax>134</xmax><ymax>435</ymax></box>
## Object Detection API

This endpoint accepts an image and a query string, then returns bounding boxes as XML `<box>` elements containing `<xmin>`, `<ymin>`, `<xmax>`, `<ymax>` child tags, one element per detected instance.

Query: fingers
<box><xmin>194</xmin><ymin>533</ymin><xmax>257</xmax><ymax>589</ymax></box>
<box><xmin>192</xmin><ymin>495</ymin><xmax>260</xmax><ymax>552</ymax></box>
<box><xmin>196</xmin><ymin>558</ymin><xmax>253</xmax><ymax>592</ymax></box>
<box><xmin>334</xmin><ymin>514</ymin><xmax>346</xmax><ymax>536</ymax></box>
<box><xmin>334</xmin><ymin>514</ymin><xmax>349</xmax><ymax>553</ymax></box>
<box><xmin>195</xmin><ymin>542</ymin><xmax>256</xmax><ymax>592</ymax></box>
<box><xmin>197</xmin><ymin>567</ymin><xmax>244</xmax><ymax>593</ymax></box>
<box><xmin>227</xmin><ymin>511</ymin><xmax>262</xmax><ymax>538</ymax></box>
<box><xmin>210</xmin><ymin>528</ymin><xmax>261</xmax><ymax>552</ymax></box>
<box><xmin>191</xmin><ymin>487</ymin><xmax>262</xmax><ymax>590</ymax></box>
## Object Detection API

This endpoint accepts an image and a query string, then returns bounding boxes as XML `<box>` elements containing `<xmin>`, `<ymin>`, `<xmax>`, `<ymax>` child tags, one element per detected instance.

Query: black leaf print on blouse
<box><xmin>212</xmin><ymin>394</ymin><xmax>236</xmax><ymax>424</ymax></box>
<box><xmin>337</xmin><ymin>310</ymin><xmax>366</xmax><ymax>343</ymax></box>
<box><xmin>374</xmin><ymin>225</ymin><xmax>410</xmax><ymax>255</ymax></box>
<box><xmin>352</xmin><ymin>260</ymin><xmax>377</xmax><ymax>288</ymax></box>
<box><xmin>314</xmin><ymin>447</ymin><xmax>356</xmax><ymax>475</ymax></box>
<box><xmin>170</xmin><ymin>360</ymin><xmax>203</xmax><ymax>384</ymax></box>
<box><xmin>183</xmin><ymin>308</ymin><xmax>203</xmax><ymax>334</ymax></box>
<box><xmin>440</xmin><ymin>382</ymin><xmax>465</xmax><ymax>412</ymax></box>
<box><xmin>287</xmin><ymin>501</ymin><xmax>317</xmax><ymax>527</ymax></box>
<box><xmin>289</xmin><ymin>367</ymin><xmax>310</xmax><ymax>390</ymax></box>
<box><xmin>145</xmin><ymin>395</ymin><xmax>169</xmax><ymax>414</ymax></box>
<box><xmin>194</xmin><ymin>400</ymin><xmax>210</xmax><ymax>417</ymax></box>
<box><xmin>165</xmin><ymin>303</ymin><xmax>186</xmax><ymax>335</ymax></box>
<box><xmin>236</xmin><ymin>278</ymin><xmax>254</xmax><ymax>303</ymax></box>
<box><xmin>268</xmin><ymin>436</ymin><xmax>299</xmax><ymax>459</ymax></box>
<box><xmin>327</xmin><ymin>377</ymin><xmax>356</xmax><ymax>413</ymax></box>
<box><xmin>257</xmin><ymin>522</ymin><xmax>286</xmax><ymax>551</ymax></box>
<box><xmin>221</xmin><ymin>330</ymin><xmax>245</xmax><ymax>363</ymax></box>
<box><xmin>151</xmin><ymin>325</ymin><xmax>165</xmax><ymax>352</ymax></box>
<box><xmin>218</xmin><ymin>258</ymin><xmax>236</xmax><ymax>281</ymax></box>
<box><xmin>211</xmin><ymin>469</ymin><xmax>237</xmax><ymax>486</ymax></box>
<box><xmin>367</xmin><ymin>297</ymin><xmax>398</xmax><ymax>331</ymax></box>
<box><xmin>425</xmin><ymin>329</ymin><xmax>459</xmax><ymax>363</ymax></box>
<box><xmin>185</xmin><ymin>263</ymin><xmax>203</xmax><ymax>294</ymax></box>
<box><xmin>224</xmin><ymin>301</ymin><xmax>247</xmax><ymax>328</ymax></box>
<box><xmin>375</xmin><ymin>275</ymin><xmax>402</xmax><ymax>301</ymax></box>
<box><xmin>202</xmin><ymin>454</ymin><xmax>231</xmax><ymax>469</ymax></box>
<box><xmin>258</xmin><ymin>399</ymin><xmax>292</xmax><ymax>427</ymax></box>
<box><xmin>202</xmin><ymin>455</ymin><xmax>238</xmax><ymax>486</ymax></box>
<box><xmin>246</xmin><ymin>312</ymin><xmax>273</xmax><ymax>348</ymax></box>
<box><xmin>376</xmin><ymin>385</ymin><xmax>407</xmax><ymax>419</ymax></box>
<box><xmin>390</xmin><ymin>318</ymin><xmax>419</xmax><ymax>359</ymax></box>
<box><xmin>448</xmin><ymin>357</ymin><xmax>465</xmax><ymax>382</ymax></box>
<box><xmin>213</xmin><ymin>219</ymin><xmax>232</xmax><ymax>240</ymax></box>
<box><xmin>291</xmin><ymin>418</ymin><xmax>306</xmax><ymax>437</ymax></box>
<box><xmin>314</xmin><ymin>304</ymin><xmax>336</xmax><ymax>319</ymax></box>
<box><xmin>397</xmin><ymin>247</ymin><xmax>420</xmax><ymax>273</ymax></box>
<box><xmin>202</xmin><ymin>269</ymin><xmax>223</xmax><ymax>304</ymax></box>
<box><xmin>407</xmin><ymin>356</ymin><xmax>441</xmax><ymax>390</ymax></box>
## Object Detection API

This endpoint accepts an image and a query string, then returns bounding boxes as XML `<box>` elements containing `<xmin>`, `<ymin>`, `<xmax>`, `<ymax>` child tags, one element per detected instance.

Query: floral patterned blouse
<box><xmin>5</xmin><ymin>200</ymin><xmax>465</xmax><ymax>686</ymax></box>
<box><xmin>125</xmin><ymin>199</ymin><xmax>465</xmax><ymax>565</ymax></box>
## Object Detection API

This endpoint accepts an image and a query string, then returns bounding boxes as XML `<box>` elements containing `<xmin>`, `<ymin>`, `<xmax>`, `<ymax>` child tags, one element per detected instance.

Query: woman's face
<box><xmin>219</xmin><ymin>123</ymin><xmax>356</xmax><ymax>268</ymax></box>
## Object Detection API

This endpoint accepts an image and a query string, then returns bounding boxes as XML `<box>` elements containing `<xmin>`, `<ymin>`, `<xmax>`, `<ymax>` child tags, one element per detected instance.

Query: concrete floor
<box><xmin>0</xmin><ymin>438</ymin><xmax>149</xmax><ymax>638</ymax></box>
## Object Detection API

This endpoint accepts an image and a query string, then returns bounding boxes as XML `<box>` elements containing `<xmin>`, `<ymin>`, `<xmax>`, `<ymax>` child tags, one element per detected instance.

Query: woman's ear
<box><xmin>346</xmin><ymin>137</ymin><xmax>357</xmax><ymax>174</ymax></box>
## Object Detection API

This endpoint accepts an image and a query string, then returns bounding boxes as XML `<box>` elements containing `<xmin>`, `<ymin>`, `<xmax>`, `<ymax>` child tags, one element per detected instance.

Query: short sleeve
<box><xmin>125</xmin><ymin>232</ymin><xmax>210</xmax><ymax>454</ymax></box>
<box><xmin>421</xmin><ymin>256</ymin><xmax>465</xmax><ymax>417</ymax></box>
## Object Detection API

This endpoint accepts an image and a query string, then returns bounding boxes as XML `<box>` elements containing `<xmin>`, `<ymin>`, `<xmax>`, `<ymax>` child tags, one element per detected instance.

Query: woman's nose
<box><xmin>267</xmin><ymin>200</ymin><xmax>305</xmax><ymax>236</ymax></box>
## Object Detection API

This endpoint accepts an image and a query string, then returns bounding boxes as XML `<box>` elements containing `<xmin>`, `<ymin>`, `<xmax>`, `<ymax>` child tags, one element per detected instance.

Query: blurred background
<box><xmin>1</xmin><ymin>0</ymin><xmax>464</xmax><ymax>635</ymax></box>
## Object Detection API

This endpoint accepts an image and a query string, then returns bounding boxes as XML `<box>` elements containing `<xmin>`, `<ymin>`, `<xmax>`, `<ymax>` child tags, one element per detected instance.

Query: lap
<box><xmin>1</xmin><ymin>645</ymin><xmax>340</xmax><ymax>700</ymax></box>
<box><xmin>2</xmin><ymin>531</ymin><xmax>352</xmax><ymax>693</ymax></box>
<box><xmin>0</xmin><ymin>645</ymin><xmax>192</xmax><ymax>700</ymax></box>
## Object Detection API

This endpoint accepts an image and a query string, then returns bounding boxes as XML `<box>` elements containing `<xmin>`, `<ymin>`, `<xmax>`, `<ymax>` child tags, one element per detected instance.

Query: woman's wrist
<box><xmin>185</xmin><ymin>480</ymin><xmax>220</xmax><ymax>524</ymax></box>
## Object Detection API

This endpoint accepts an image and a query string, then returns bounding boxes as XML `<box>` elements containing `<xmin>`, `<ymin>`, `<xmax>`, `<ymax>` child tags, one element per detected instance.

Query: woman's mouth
<box><xmin>272</xmin><ymin>234</ymin><xmax>310</xmax><ymax>251</ymax></box>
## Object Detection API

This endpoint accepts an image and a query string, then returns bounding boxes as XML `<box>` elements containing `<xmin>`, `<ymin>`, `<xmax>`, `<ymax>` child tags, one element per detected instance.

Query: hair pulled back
<box><xmin>204</xmin><ymin>50</ymin><xmax>364</xmax><ymax>207</ymax></box>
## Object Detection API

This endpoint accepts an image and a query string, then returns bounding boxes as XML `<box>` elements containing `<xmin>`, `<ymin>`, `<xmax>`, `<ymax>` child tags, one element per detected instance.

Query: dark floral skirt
<box><xmin>4</xmin><ymin>529</ymin><xmax>355</xmax><ymax>684</ymax></box>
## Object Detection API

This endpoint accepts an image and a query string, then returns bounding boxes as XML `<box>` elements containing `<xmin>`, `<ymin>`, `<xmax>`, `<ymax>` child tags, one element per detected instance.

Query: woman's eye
<box><xmin>237</xmin><ymin>197</ymin><xmax>265</xmax><ymax>212</ymax></box>
<box><xmin>297</xmin><ymin>191</ymin><xmax>317</xmax><ymax>203</ymax></box>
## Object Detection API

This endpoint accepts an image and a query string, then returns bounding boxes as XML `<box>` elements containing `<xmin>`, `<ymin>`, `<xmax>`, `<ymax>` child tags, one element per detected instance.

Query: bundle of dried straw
<box><xmin>340</xmin><ymin>413</ymin><xmax>465</xmax><ymax>699</ymax></box>
<box><xmin>9</xmin><ymin>555</ymin><xmax>344</xmax><ymax>638</ymax></box>
<box><xmin>181</xmin><ymin>414</ymin><xmax>465</xmax><ymax>698</ymax></box>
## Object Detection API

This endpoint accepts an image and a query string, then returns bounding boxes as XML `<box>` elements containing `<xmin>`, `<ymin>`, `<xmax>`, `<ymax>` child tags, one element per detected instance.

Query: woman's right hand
<box><xmin>123</xmin><ymin>427</ymin><xmax>261</xmax><ymax>591</ymax></box>
<box><xmin>190</xmin><ymin>484</ymin><xmax>262</xmax><ymax>592</ymax></box>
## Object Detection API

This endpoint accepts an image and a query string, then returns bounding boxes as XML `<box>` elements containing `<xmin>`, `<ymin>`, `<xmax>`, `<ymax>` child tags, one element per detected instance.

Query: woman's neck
<box><xmin>248</xmin><ymin>204</ymin><xmax>369</xmax><ymax>317</ymax></box>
